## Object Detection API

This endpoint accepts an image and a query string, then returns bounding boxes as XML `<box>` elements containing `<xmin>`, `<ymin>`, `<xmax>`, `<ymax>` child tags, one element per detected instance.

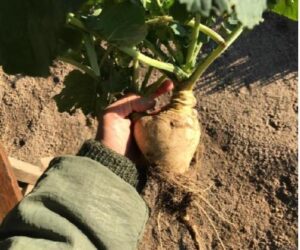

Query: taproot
<box><xmin>134</xmin><ymin>90</ymin><xmax>201</xmax><ymax>174</ymax></box>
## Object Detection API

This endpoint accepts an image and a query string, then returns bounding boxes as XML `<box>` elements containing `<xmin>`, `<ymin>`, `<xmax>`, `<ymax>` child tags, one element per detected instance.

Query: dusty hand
<box><xmin>96</xmin><ymin>80</ymin><xmax>173</xmax><ymax>160</ymax></box>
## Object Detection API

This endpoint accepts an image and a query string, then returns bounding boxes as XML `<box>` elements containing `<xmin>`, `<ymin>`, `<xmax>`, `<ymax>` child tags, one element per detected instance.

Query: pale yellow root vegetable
<box><xmin>134</xmin><ymin>90</ymin><xmax>201</xmax><ymax>174</ymax></box>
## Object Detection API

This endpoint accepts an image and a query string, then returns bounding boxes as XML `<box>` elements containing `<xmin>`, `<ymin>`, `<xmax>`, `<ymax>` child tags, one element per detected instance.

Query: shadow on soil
<box><xmin>196</xmin><ymin>13</ymin><xmax>298</xmax><ymax>94</ymax></box>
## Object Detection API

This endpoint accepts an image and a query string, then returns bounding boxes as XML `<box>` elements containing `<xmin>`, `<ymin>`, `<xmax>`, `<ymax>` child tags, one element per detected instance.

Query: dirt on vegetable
<box><xmin>0</xmin><ymin>13</ymin><xmax>297</xmax><ymax>250</ymax></box>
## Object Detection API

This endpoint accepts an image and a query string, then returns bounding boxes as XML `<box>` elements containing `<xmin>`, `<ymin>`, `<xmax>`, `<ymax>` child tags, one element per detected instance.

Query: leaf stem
<box><xmin>146</xmin><ymin>16</ymin><xmax>226</xmax><ymax>45</ymax></box>
<box><xmin>146</xmin><ymin>16</ymin><xmax>173</xmax><ymax>25</ymax></box>
<box><xmin>156</xmin><ymin>0</ymin><xmax>165</xmax><ymax>14</ymax></box>
<box><xmin>142</xmin><ymin>66</ymin><xmax>154</xmax><ymax>91</ymax></box>
<box><xmin>181</xmin><ymin>24</ymin><xmax>244</xmax><ymax>91</ymax></box>
<box><xmin>164</xmin><ymin>30</ymin><xmax>184</xmax><ymax>65</ymax></box>
<box><xmin>185</xmin><ymin>15</ymin><xmax>201</xmax><ymax>70</ymax></box>
<box><xmin>83</xmin><ymin>34</ymin><xmax>100</xmax><ymax>76</ymax></box>
<box><xmin>164</xmin><ymin>42</ymin><xmax>178</xmax><ymax>63</ymax></box>
<box><xmin>190</xmin><ymin>21</ymin><xmax>226</xmax><ymax>45</ymax></box>
<box><xmin>119</xmin><ymin>47</ymin><xmax>189</xmax><ymax>80</ymax></box>
<box><xmin>172</xmin><ymin>39</ymin><xmax>184</xmax><ymax>65</ymax></box>
<box><xmin>133</xmin><ymin>58</ymin><xmax>140</xmax><ymax>92</ymax></box>
<box><xmin>58</xmin><ymin>56</ymin><xmax>98</xmax><ymax>79</ymax></box>
<box><xmin>144</xmin><ymin>40</ymin><xmax>168</xmax><ymax>61</ymax></box>
<box><xmin>67</xmin><ymin>13</ymin><xmax>88</xmax><ymax>32</ymax></box>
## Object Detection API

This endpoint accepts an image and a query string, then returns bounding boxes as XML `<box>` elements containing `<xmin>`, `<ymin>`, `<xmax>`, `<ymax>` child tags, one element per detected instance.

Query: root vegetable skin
<box><xmin>134</xmin><ymin>91</ymin><xmax>201</xmax><ymax>174</ymax></box>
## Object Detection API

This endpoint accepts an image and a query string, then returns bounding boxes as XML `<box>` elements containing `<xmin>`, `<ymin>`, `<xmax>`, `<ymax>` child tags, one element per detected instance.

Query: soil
<box><xmin>0</xmin><ymin>13</ymin><xmax>297</xmax><ymax>250</ymax></box>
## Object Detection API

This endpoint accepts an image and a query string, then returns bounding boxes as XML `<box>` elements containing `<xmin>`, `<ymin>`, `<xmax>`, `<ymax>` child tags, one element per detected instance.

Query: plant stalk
<box><xmin>164</xmin><ymin>42</ymin><xmax>179</xmax><ymax>64</ymax></box>
<box><xmin>133</xmin><ymin>59</ymin><xmax>140</xmax><ymax>92</ymax></box>
<box><xmin>119</xmin><ymin>47</ymin><xmax>189</xmax><ymax>80</ymax></box>
<box><xmin>58</xmin><ymin>56</ymin><xmax>98</xmax><ymax>79</ymax></box>
<box><xmin>181</xmin><ymin>24</ymin><xmax>244</xmax><ymax>91</ymax></box>
<box><xmin>156</xmin><ymin>0</ymin><xmax>165</xmax><ymax>14</ymax></box>
<box><xmin>146</xmin><ymin>16</ymin><xmax>226</xmax><ymax>45</ymax></box>
<box><xmin>185</xmin><ymin>15</ymin><xmax>201</xmax><ymax>70</ymax></box>
<box><xmin>67</xmin><ymin>14</ymin><xmax>88</xmax><ymax>32</ymax></box>
<box><xmin>142</xmin><ymin>66</ymin><xmax>154</xmax><ymax>91</ymax></box>
<box><xmin>83</xmin><ymin>34</ymin><xmax>100</xmax><ymax>77</ymax></box>
<box><xmin>189</xmin><ymin>21</ymin><xmax>226</xmax><ymax>45</ymax></box>
<box><xmin>146</xmin><ymin>16</ymin><xmax>173</xmax><ymax>25</ymax></box>
<box><xmin>144</xmin><ymin>39</ymin><xmax>168</xmax><ymax>61</ymax></box>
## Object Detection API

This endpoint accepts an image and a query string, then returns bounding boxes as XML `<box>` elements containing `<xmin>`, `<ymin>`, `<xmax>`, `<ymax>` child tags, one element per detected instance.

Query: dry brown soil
<box><xmin>0</xmin><ymin>14</ymin><xmax>297</xmax><ymax>249</ymax></box>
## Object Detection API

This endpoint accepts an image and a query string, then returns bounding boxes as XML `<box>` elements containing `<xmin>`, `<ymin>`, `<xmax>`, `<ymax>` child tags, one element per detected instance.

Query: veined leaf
<box><xmin>233</xmin><ymin>0</ymin><xmax>267</xmax><ymax>28</ymax></box>
<box><xmin>85</xmin><ymin>2</ymin><xmax>147</xmax><ymax>46</ymax></box>
<box><xmin>178</xmin><ymin>0</ymin><xmax>232</xmax><ymax>16</ymax></box>
<box><xmin>271</xmin><ymin>0</ymin><xmax>298</xmax><ymax>21</ymax></box>
<box><xmin>178</xmin><ymin>0</ymin><xmax>269</xmax><ymax>28</ymax></box>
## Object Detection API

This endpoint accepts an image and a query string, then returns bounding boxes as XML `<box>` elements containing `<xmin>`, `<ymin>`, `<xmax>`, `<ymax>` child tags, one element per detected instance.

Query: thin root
<box><xmin>202</xmin><ymin>183</ymin><xmax>214</xmax><ymax>193</ymax></box>
<box><xmin>162</xmin><ymin>175</ymin><xmax>236</xmax><ymax>228</ymax></box>
<box><xmin>157</xmin><ymin>211</ymin><xmax>163</xmax><ymax>250</ymax></box>
<box><xmin>152</xmin><ymin>171</ymin><xmax>234</xmax><ymax>250</ymax></box>
<box><xmin>197</xmin><ymin>195</ymin><xmax>236</xmax><ymax>228</ymax></box>
<box><xmin>195</xmin><ymin>203</ymin><xmax>226</xmax><ymax>250</ymax></box>
<box><xmin>181</xmin><ymin>214</ymin><xmax>202</xmax><ymax>250</ymax></box>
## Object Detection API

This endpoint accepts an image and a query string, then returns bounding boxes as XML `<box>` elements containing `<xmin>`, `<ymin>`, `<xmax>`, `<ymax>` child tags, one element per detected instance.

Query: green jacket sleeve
<box><xmin>0</xmin><ymin>143</ymin><xmax>148</xmax><ymax>250</ymax></box>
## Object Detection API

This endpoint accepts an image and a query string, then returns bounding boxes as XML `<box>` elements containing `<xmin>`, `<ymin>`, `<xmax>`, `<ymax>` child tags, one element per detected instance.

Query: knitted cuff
<box><xmin>77</xmin><ymin>140</ymin><xmax>139</xmax><ymax>188</ymax></box>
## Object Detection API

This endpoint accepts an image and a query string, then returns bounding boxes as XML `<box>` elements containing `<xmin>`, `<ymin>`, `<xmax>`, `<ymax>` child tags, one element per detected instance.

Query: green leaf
<box><xmin>170</xmin><ymin>23</ymin><xmax>188</xmax><ymax>37</ymax></box>
<box><xmin>271</xmin><ymin>0</ymin><xmax>298</xmax><ymax>21</ymax></box>
<box><xmin>83</xmin><ymin>34</ymin><xmax>100</xmax><ymax>76</ymax></box>
<box><xmin>212</xmin><ymin>0</ymin><xmax>232</xmax><ymax>14</ymax></box>
<box><xmin>163</xmin><ymin>0</ymin><xmax>176</xmax><ymax>9</ymax></box>
<box><xmin>179</xmin><ymin>0</ymin><xmax>209</xmax><ymax>16</ymax></box>
<box><xmin>0</xmin><ymin>0</ymin><xmax>84</xmax><ymax>76</ymax></box>
<box><xmin>141</xmin><ymin>0</ymin><xmax>175</xmax><ymax>14</ymax></box>
<box><xmin>85</xmin><ymin>2</ymin><xmax>147</xmax><ymax>46</ymax></box>
<box><xmin>141</xmin><ymin>0</ymin><xmax>162</xmax><ymax>14</ymax></box>
<box><xmin>177</xmin><ymin>0</ymin><xmax>269</xmax><ymax>29</ymax></box>
<box><xmin>54</xmin><ymin>70</ymin><xmax>102</xmax><ymax>115</ymax></box>
<box><xmin>178</xmin><ymin>0</ymin><xmax>232</xmax><ymax>16</ymax></box>
<box><xmin>221</xmin><ymin>13</ymin><xmax>239</xmax><ymax>34</ymax></box>
<box><xmin>233</xmin><ymin>0</ymin><xmax>267</xmax><ymax>28</ymax></box>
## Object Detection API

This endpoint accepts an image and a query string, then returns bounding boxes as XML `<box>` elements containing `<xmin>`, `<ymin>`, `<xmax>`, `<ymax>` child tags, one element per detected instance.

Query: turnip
<box><xmin>134</xmin><ymin>90</ymin><xmax>200</xmax><ymax>173</ymax></box>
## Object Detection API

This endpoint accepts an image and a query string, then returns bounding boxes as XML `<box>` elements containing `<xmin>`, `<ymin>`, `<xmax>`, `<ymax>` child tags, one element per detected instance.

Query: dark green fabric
<box><xmin>78</xmin><ymin>140</ymin><xmax>139</xmax><ymax>187</ymax></box>
<box><xmin>0</xmin><ymin>156</ymin><xmax>148</xmax><ymax>250</ymax></box>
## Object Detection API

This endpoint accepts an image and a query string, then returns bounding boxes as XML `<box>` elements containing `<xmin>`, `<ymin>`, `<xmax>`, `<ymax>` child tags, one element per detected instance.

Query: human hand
<box><xmin>96</xmin><ymin>80</ymin><xmax>173</xmax><ymax>161</ymax></box>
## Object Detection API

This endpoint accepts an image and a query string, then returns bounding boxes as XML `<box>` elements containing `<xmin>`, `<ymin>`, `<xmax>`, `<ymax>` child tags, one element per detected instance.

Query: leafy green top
<box><xmin>0</xmin><ymin>0</ymin><xmax>297</xmax><ymax>115</ymax></box>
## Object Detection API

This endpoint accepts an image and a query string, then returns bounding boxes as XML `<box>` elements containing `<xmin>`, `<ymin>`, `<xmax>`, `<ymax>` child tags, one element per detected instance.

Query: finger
<box><xmin>151</xmin><ymin>80</ymin><xmax>174</xmax><ymax>98</ymax></box>
<box><xmin>105</xmin><ymin>94</ymin><xmax>155</xmax><ymax>118</ymax></box>
<box><xmin>147</xmin><ymin>106</ymin><xmax>167</xmax><ymax>115</ymax></box>
<box><xmin>104</xmin><ymin>80</ymin><xmax>174</xmax><ymax>118</ymax></box>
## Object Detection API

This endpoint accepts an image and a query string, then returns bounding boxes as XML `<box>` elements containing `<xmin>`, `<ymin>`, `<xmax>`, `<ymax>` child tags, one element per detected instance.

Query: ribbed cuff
<box><xmin>77</xmin><ymin>140</ymin><xmax>139</xmax><ymax>188</ymax></box>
